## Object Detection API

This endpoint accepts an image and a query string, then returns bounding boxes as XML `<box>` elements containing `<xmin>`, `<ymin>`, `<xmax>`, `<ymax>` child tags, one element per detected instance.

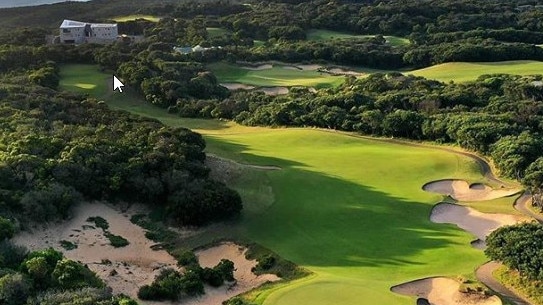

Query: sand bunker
<box><xmin>259</xmin><ymin>87</ymin><xmax>289</xmax><ymax>95</ymax></box>
<box><xmin>327</xmin><ymin>68</ymin><xmax>362</xmax><ymax>76</ymax></box>
<box><xmin>431</xmin><ymin>203</ymin><xmax>528</xmax><ymax>241</ymax></box>
<box><xmin>392</xmin><ymin>277</ymin><xmax>501</xmax><ymax>305</ymax></box>
<box><xmin>296</xmin><ymin>64</ymin><xmax>322</xmax><ymax>71</ymax></box>
<box><xmin>423</xmin><ymin>180</ymin><xmax>520</xmax><ymax>201</ymax></box>
<box><xmin>13</xmin><ymin>202</ymin><xmax>179</xmax><ymax>299</ymax></box>
<box><xmin>183</xmin><ymin>242</ymin><xmax>280</xmax><ymax>305</ymax></box>
<box><xmin>221</xmin><ymin>83</ymin><xmax>256</xmax><ymax>90</ymax></box>
<box><xmin>241</xmin><ymin>64</ymin><xmax>273</xmax><ymax>70</ymax></box>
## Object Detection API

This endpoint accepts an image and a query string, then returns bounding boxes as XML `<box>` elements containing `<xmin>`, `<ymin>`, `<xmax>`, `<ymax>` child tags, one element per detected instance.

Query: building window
<box><xmin>62</xmin><ymin>29</ymin><xmax>70</xmax><ymax>33</ymax></box>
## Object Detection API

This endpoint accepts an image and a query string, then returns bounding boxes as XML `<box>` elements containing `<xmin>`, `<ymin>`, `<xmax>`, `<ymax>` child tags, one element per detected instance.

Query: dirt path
<box><xmin>514</xmin><ymin>193</ymin><xmax>543</xmax><ymax>224</ymax></box>
<box><xmin>475</xmin><ymin>262</ymin><xmax>531</xmax><ymax>305</ymax></box>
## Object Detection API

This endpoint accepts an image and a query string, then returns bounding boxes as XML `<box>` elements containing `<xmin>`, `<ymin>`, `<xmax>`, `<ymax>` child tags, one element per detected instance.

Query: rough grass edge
<box><xmin>494</xmin><ymin>265</ymin><xmax>543</xmax><ymax>305</ymax></box>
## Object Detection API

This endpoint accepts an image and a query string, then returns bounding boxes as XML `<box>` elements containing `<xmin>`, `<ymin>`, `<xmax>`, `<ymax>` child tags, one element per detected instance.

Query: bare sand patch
<box><xmin>327</xmin><ymin>68</ymin><xmax>362</xmax><ymax>76</ymax></box>
<box><xmin>392</xmin><ymin>277</ymin><xmax>501</xmax><ymax>305</ymax></box>
<box><xmin>282</xmin><ymin>65</ymin><xmax>301</xmax><ymax>70</ymax></box>
<box><xmin>423</xmin><ymin>180</ymin><xmax>520</xmax><ymax>201</ymax></box>
<box><xmin>259</xmin><ymin>87</ymin><xmax>289</xmax><ymax>95</ymax></box>
<box><xmin>297</xmin><ymin>64</ymin><xmax>322</xmax><ymax>71</ymax></box>
<box><xmin>13</xmin><ymin>202</ymin><xmax>179</xmax><ymax>300</ymax></box>
<box><xmin>221</xmin><ymin>83</ymin><xmax>256</xmax><ymax>90</ymax></box>
<box><xmin>241</xmin><ymin>64</ymin><xmax>273</xmax><ymax>70</ymax></box>
<box><xmin>183</xmin><ymin>242</ymin><xmax>280</xmax><ymax>305</ymax></box>
<box><xmin>430</xmin><ymin>203</ymin><xmax>528</xmax><ymax>241</ymax></box>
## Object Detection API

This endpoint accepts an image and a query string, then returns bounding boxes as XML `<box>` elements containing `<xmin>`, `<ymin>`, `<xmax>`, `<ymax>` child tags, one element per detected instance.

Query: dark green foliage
<box><xmin>0</xmin><ymin>217</ymin><xmax>15</xmax><ymax>241</ymax></box>
<box><xmin>51</xmin><ymin>259</ymin><xmax>104</xmax><ymax>289</ymax></box>
<box><xmin>86</xmin><ymin>217</ymin><xmax>108</xmax><ymax>230</ymax></box>
<box><xmin>0</xmin><ymin>76</ymin><xmax>242</xmax><ymax>226</ymax></box>
<box><xmin>486</xmin><ymin>222</ymin><xmax>543</xmax><ymax>281</ymax></box>
<box><xmin>104</xmin><ymin>232</ymin><xmax>129</xmax><ymax>248</ymax></box>
<box><xmin>255</xmin><ymin>255</ymin><xmax>276</xmax><ymax>271</ymax></box>
<box><xmin>214</xmin><ymin>259</ymin><xmax>235</xmax><ymax>282</ymax></box>
<box><xmin>0</xmin><ymin>241</ymin><xmax>27</xmax><ymax>270</ymax></box>
<box><xmin>201</xmin><ymin>267</ymin><xmax>223</xmax><ymax>287</ymax></box>
<box><xmin>245</xmin><ymin>243</ymin><xmax>307</xmax><ymax>280</ymax></box>
<box><xmin>137</xmin><ymin>268</ymin><xmax>204</xmax><ymax>301</ymax></box>
<box><xmin>174</xmin><ymin>250</ymin><xmax>199</xmax><ymax>267</ymax></box>
<box><xmin>59</xmin><ymin>240</ymin><xmax>78</xmax><ymax>250</ymax></box>
<box><xmin>0</xmin><ymin>273</ymin><xmax>32</xmax><ymax>305</ymax></box>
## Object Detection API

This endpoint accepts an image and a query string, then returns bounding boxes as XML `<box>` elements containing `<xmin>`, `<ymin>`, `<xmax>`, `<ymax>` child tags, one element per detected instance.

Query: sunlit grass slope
<box><xmin>60</xmin><ymin>64</ymin><xmax>512</xmax><ymax>305</ymax></box>
<box><xmin>207</xmin><ymin>62</ymin><xmax>345</xmax><ymax>88</ymax></box>
<box><xmin>306</xmin><ymin>29</ymin><xmax>410</xmax><ymax>46</ymax></box>
<box><xmin>111</xmin><ymin>14</ymin><xmax>161</xmax><ymax>22</ymax></box>
<box><xmin>408</xmin><ymin>60</ymin><xmax>543</xmax><ymax>83</ymax></box>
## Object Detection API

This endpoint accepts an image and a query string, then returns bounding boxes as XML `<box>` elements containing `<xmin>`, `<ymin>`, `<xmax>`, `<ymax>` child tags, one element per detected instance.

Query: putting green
<box><xmin>306</xmin><ymin>29</ymin><xmax>410</xmax><ymax>46</ymax></box>
<box><xmin>408</xmin><ymin>60</ymin><xmax>543</xmax><ymax>83</ymax></box>
<box><xmin>207</xmin><ymin>62</ymin><xmax>345</xmax><ymax>88</ymax></box>
<box><xmin>59</xmin><ymin>64</ymin><xmax>519</xmax><ymax>305</ymax></box>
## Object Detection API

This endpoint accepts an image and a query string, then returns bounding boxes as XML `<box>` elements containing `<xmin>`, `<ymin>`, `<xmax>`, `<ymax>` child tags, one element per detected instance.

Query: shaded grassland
<box><xmin>408</xmin><ymin>60</ymin><xmax>543</xmax><ymax>83</ymax></box>
<box><xmin>207</xmin><ymin>62</ymin><xmax>345</xmax><ymax>88</ymax></box>
<box><xmin>207</xmin><ymin>27</ymin><xmax>231</xmax><ymax>39</ymax></box>
<box><xmin>306</xmin><ymin>29</ymin><xmax>410</xmax><ymax>47</ymax></box>
<box><xmin>60</xmin><ymin>64</ymin><xmax>519</xmax><ymax>305</ymax></box>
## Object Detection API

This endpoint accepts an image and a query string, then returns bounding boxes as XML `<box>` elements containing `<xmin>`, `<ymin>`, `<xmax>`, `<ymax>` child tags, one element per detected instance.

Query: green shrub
<box><xmin>52</xmin><ymin>259</ymin><xmax>103</xmax><ymax>289</ymax></box>
<box><xmin>0</xmin><ymin>241</ymin><xmax>27</xmax><ymax>269</ymax></box>
<box><xmin>86</xmin><ymin>217</ymin><xmax>109</xmax><ymax>230</ymax></box>
<box><xmin>255</xmin><ymin>255</ymin><xmax>275</xmax><ymax>271</ymax></box>
<box><xmin>214</xmin><ymin>259</ymin><xmax>235</xmax><ymax>282</ymax></box>
<box><xmin>0</xmin><ymin>273</ymin><xmax>32</xmax><ymax>305</ymax></box>
<box><xmin>202</xmin><ymin>267</ymin><xmax>223</xmax><ymax>287</ymax></box>
<box><xmin>0</xmin><ymin>217</ymin><xmax>14</xmax><ymax>241</ymax></box>
<box><xmin>59</xmin><ymin>240</ymin><xmax>77</xmax><ymax>250</ymax></box>
<box><xmin>104</xmin><ymin>232</ymin><xmax>129</xmax><ymax>248</ymax></box>
<box><xmin>174</xmin><ymin>250</ymin><xmax>199</xmax><ymax>267</ymax></box>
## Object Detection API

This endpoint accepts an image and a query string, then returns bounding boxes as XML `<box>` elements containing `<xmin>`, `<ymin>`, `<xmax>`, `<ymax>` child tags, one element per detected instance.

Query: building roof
<box><xmin>90</xmin><ymin>23</ymin><xmax>117</xmax><ymax>28</ymax></box>
<box><xmin>60</xmin><ymin>19</ymin><xmax>117</xmax><ymax>29</ymax></box>
<box><xmin>60</xmin><ymin>19</ymin><xmax>87</xmax><ymax>28</ymax></box>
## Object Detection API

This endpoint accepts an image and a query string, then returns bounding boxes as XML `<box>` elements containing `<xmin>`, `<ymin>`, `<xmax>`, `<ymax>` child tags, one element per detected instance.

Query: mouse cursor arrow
<box><xmin>113</xmin><ymin>75</ymin><xmax>125</xmax><ymax>93</ymax></box>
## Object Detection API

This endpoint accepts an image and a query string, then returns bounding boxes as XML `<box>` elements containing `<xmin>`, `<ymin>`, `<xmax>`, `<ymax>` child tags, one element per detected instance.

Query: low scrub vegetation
<box><xmin>138</xmin><ymin>259</ymin><xmax>235</xmax><ymax>301</ymax></box>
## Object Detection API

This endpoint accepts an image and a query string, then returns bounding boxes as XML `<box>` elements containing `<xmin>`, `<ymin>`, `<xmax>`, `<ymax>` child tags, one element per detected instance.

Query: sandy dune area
<box><xmin>392</xmin><ymin>277</ymin><xmax>501</xmax><ymax>305</ymax></box>
<box><xmin>423</xmin><ymin>180</ymin><xmax>520</xmax><ymax>201</ymax></box>
<box><xmin>183</xmin><ymin>242</ymin><xmax>280</xmax><ymax>305</ymax></box>
<box><xmin>430</xmin><ymin>203</ymin><xmax>528</xmax><ymax>242</ymax></box>
<box><xmin>13</xmin><ymin>202</ymin><xmax>179</xmax><ymax>299</ymax></box>
<box><xmin>13</xmin><ymin>203</ymin><xmax>279</xmax><ymax>305</ymax></box>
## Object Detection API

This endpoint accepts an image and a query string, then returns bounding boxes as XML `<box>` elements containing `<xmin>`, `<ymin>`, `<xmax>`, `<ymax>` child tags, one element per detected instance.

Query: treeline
<box><xmin>167</xmin><ymin>73</ymin><xmax>543</xmax><ymax>198</ymax></box>
<box><xmin>0</xmin><ymin>71</ymin><xmax>241</xmax><ymax>227</ymax></box>
<box><xmin>0</xmin><ymin>244</ymin><xmax>138</xmax><ymax>305</ymax></box>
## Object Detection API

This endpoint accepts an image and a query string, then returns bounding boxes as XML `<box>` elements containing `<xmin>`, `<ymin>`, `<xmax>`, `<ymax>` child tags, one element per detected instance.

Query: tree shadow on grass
<box><xmin>179</xmin><ymin>137</ymin><xmax>475</xmax><ymax>271</ymax></box>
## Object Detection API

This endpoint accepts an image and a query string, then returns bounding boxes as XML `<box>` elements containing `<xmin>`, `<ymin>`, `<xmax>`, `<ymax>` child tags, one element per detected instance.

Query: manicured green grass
<box><xmin>306</xmin><ymin>29</ymin><xmax>410</xmax><ymax>46</ymax></box>
<box><xmin>112</xmin><ymin>14</ymin><xmax>161</xmax><ymax>22</ymax></box>
<box><xmin>207</xmin><ymin>27</ymin><xmax>231</xmax><ymax>39</ymax></box>
<box><xmin>408</xmin><ymin>60</ymin><xmax>543</xmax><ymax>83</ymax></box>
<box><xmin>59</xmin><ymin>64</ymin><xmax>110</xmax><ymax>97</ymax></box>
<box><xmin>207</xmin><ymin>62</ymin><xmax>345</xmax><ymax>88</ymax></box>
<box><xmin>60</xmin><ymin>64</ymin><xmax>510</xmax><ymax>305</ymax></box>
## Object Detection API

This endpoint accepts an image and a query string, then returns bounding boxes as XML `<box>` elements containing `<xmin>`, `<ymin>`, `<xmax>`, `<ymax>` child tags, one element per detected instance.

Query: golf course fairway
<box><xmin>60</xmin><ymin>64</ymin><xmax>519</xmax><ymax>305</ymax></box>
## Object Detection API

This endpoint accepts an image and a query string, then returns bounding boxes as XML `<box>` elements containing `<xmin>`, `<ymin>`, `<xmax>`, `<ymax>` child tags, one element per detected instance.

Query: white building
<box><xmin>59</xmin><ymin>19</ymin><xmax>118</xmax><ymax>44</ymax></box>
